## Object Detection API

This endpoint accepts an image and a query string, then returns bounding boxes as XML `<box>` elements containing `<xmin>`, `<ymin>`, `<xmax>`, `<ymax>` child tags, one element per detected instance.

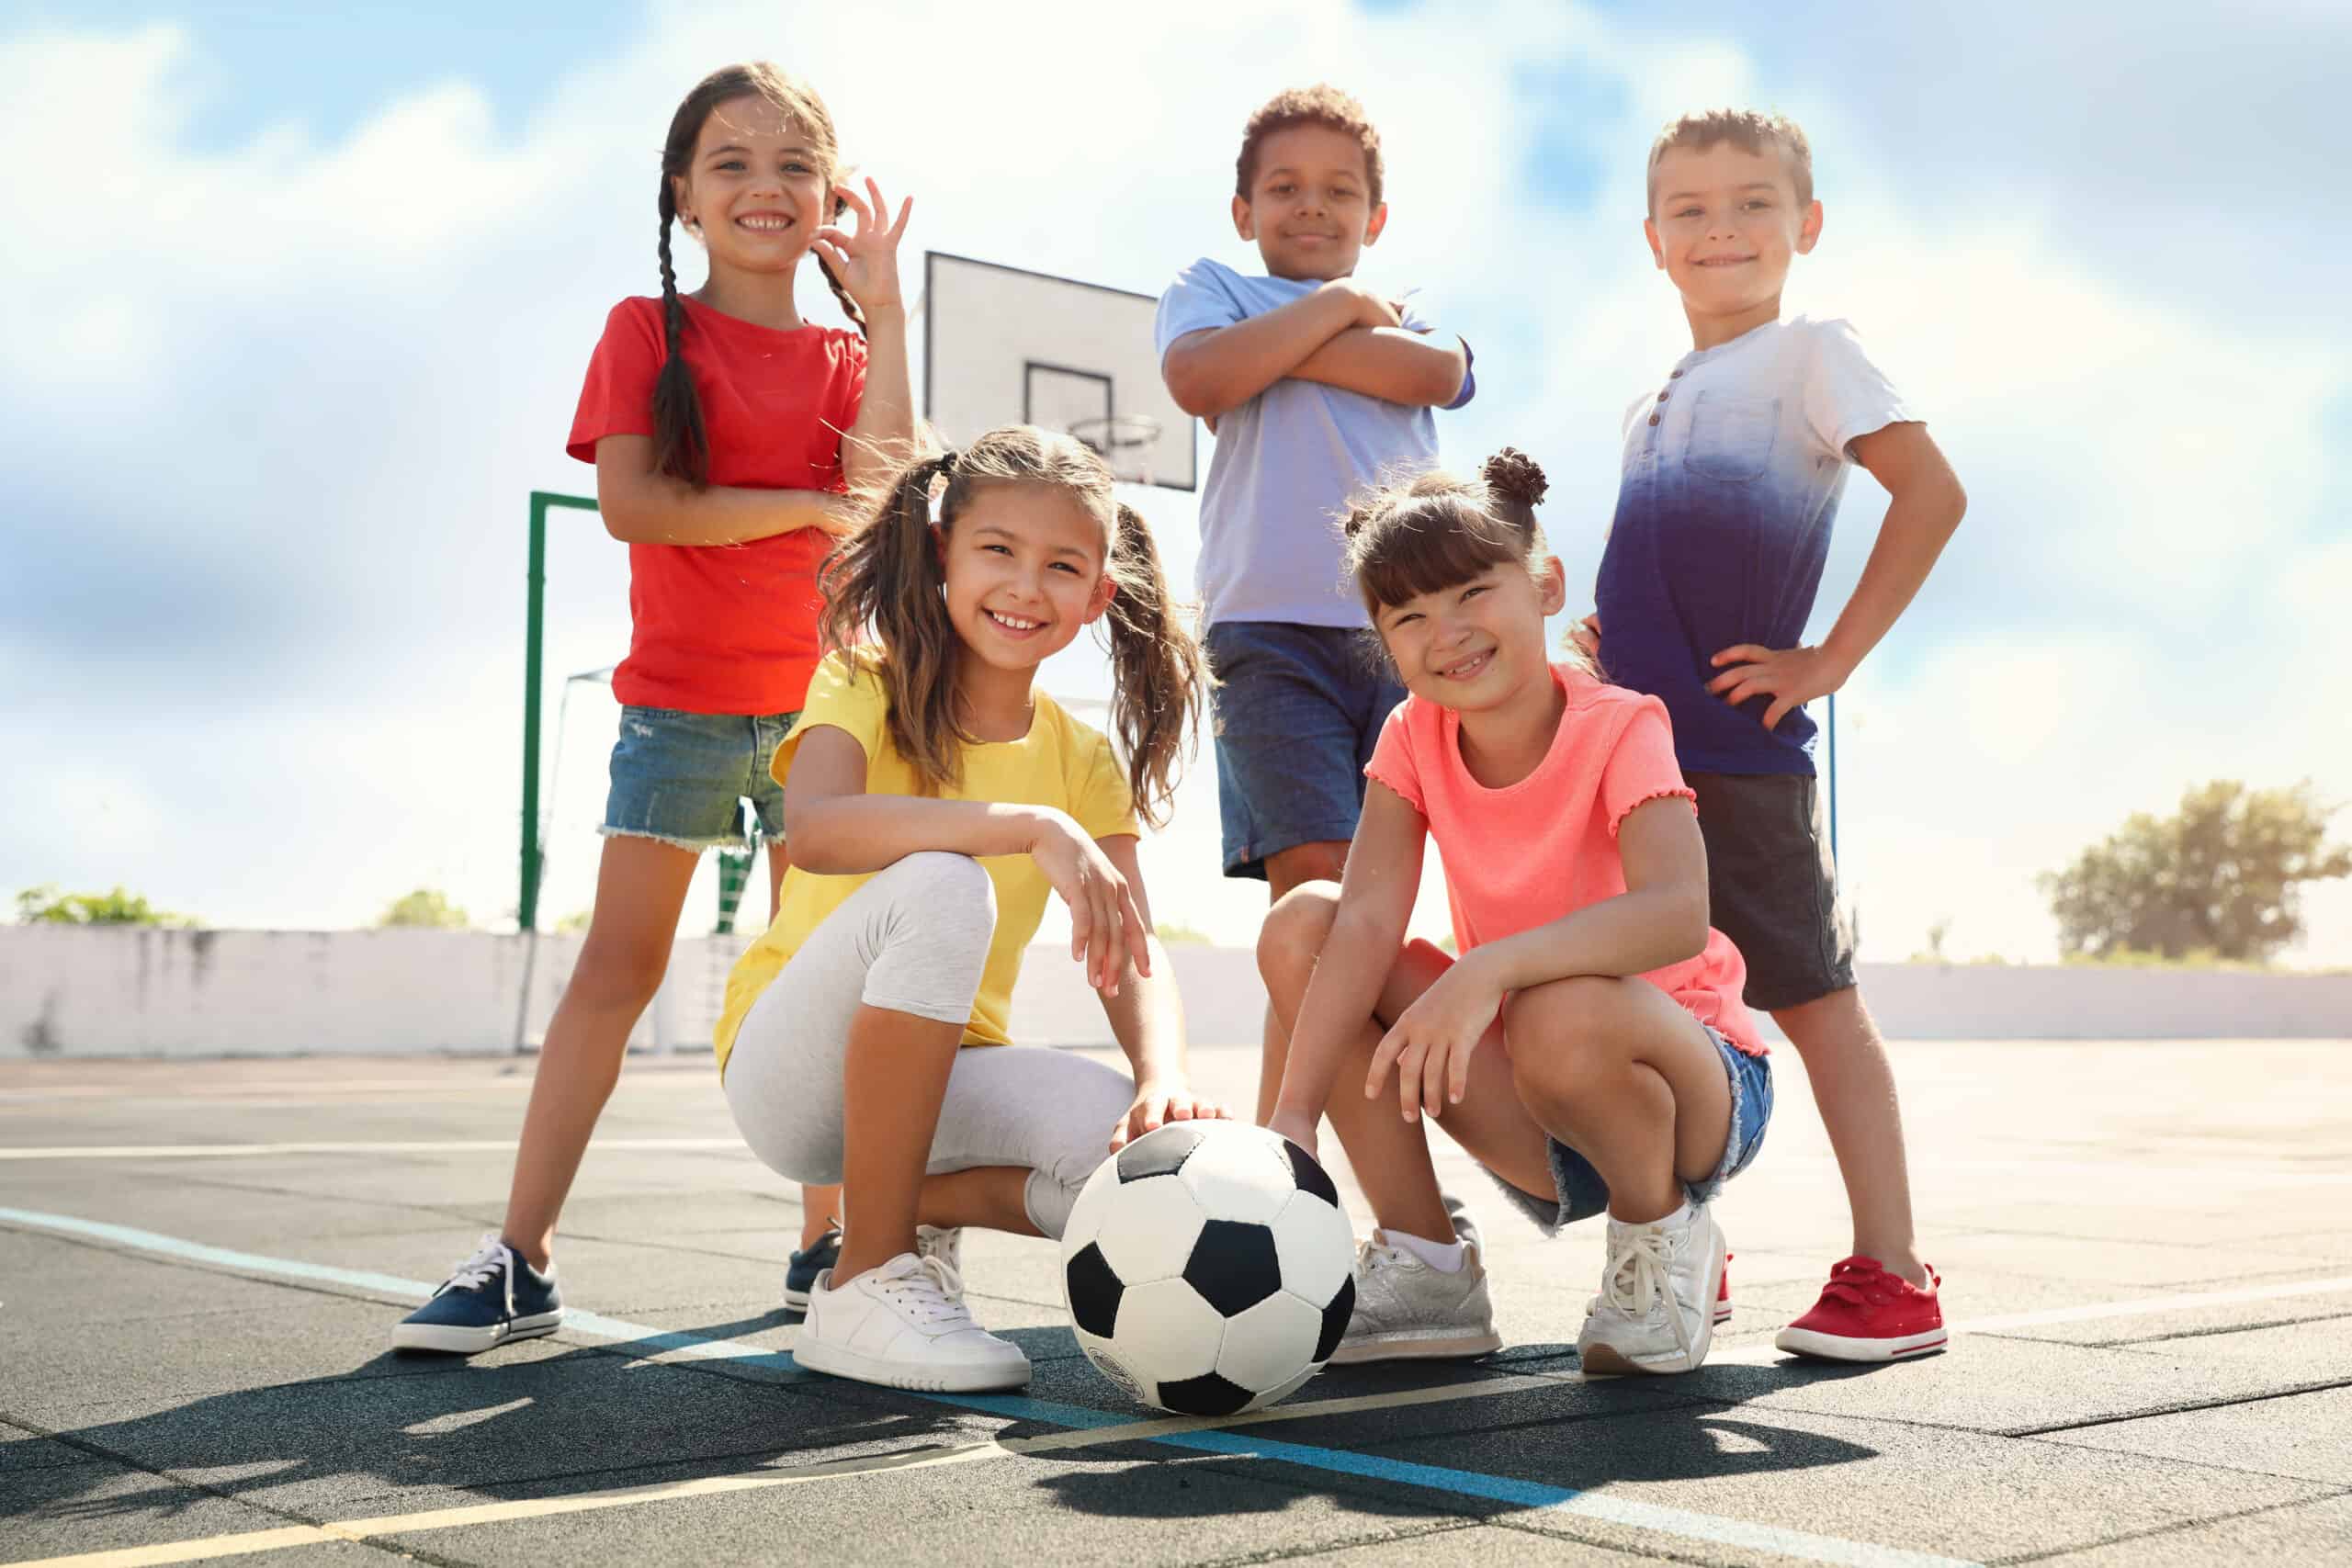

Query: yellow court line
<box><xmin>15</xmin><ymin>1443</ymin><xmax>1014</xmax><ymax>1568</ymax></box>
<box><xmin>9</xmin><ymin>1229</ymin><xmax>2346</xmax><ymax>1568</ymax></box>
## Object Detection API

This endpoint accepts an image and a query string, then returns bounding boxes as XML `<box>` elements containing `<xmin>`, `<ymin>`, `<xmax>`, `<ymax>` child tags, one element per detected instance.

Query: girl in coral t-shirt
<box><xmin>394</xmin><ymin>62</ymin><xmax>912</xmax><ymax>1355</ymax></box>
<box><xmin>1262</xmin><ymin>451</ymin><xmax>1773</xmax><ymax>1380</ymax></box>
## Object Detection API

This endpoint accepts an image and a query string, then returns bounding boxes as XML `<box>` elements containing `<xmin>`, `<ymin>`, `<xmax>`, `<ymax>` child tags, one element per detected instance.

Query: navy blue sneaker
<box><xmin>786</xmin><ymin>1227</ymin><xmax>842</xmax><ymax>1310</ymax></box>
<box><xmin>392</xmin><ymin>1235</ymin><xmax>562</xmax><ymax>1353</ymax></box>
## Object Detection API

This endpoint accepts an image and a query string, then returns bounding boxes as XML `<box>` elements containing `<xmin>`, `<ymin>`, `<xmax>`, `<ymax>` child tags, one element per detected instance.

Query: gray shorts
<box><xmin>1686</xmin><ymin>771</ymin><xmax>1856</xmax><ymax>1012</ymax></box>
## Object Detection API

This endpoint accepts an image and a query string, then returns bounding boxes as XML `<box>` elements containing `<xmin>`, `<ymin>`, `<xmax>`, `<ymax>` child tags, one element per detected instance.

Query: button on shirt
<box><xmin>1594</xmin><ymin>316</ymin><xmax>1913</xmax><ymax>775</ymax></box>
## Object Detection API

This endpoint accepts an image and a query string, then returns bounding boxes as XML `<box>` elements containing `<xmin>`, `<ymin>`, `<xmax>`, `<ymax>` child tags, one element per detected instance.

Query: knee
<box><xmin>564</xmin><ymin>932</ymin><xmax>669</xmax><ymax>1010</ymax></box>
<box><xmin>1257</xmin><ymin>885</ymin><xmax>1340</xmax><ymax>992</ymax></box>
<box><xmin>880</xmin><ymin>852</ymin><xmax>998</xmax><ymax>963</ymax></box>
<box><xmin>1505</xmin><ymin>976</ymin><xmax>1629</xmax><ymax>1101</ymax></box>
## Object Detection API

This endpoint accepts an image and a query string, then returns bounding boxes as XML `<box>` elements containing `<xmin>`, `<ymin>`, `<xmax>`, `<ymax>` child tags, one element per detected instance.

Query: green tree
<box><xmin>379</xmin><ymin>889</ymin><xmax>471</xmax><ymax>930</ymax></box>
<box><xmin>15</xmin><ymin>886</ymin><xmax>197</xmax><ymax>927</ymax></box>
<box><xmin>2039</xmin><ymin>781</ymin><xmax>2351</xmax><ymax>964</ymax></box>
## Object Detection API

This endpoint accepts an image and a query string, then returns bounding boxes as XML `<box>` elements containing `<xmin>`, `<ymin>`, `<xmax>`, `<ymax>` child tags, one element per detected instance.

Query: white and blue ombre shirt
<box><xmin>1594</xmin><ymin>315</ymin><xmax>1914</xmax><ymax>777</ymax></box>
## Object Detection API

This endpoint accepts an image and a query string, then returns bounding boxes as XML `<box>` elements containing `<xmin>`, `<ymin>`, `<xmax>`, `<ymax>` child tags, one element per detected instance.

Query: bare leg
<box><xmin>1506</xmin><ymin>976</ymin><xmax>1732</xmax><ymax>1225</ymax></box>
<box><xmin>918</xmin><ymin>1168</ymin><xmax>1040</xmax><ymax>1236</ymax></box>
<box><xmin>831</xmin><ymin>1003</ymin><xmax>965</xmax><ymax>1284</ymax></box>
<box><xmin>1772</xmin><ymin>986</ymin><xmax>1925</xmax><ymax>1284</ymax></box>
<box><xmin>502</xmin><ymin>835</ymin><xmax>697</xmax><ymax>1270</ymax></box>
<box><xmin>766</xmin><ymin>835</ymin><xmax>843</xmax><ymax>1249</ymax></box>
<box><xmin>1254</xmin><ymin>841</ymin><xmax>1350</xmax><ymax>1123</ymax></box>
<box><xmin>1258</xmin><ymin>888</ymin><xmax>1553</xmax><ymax>1242</ymax></box>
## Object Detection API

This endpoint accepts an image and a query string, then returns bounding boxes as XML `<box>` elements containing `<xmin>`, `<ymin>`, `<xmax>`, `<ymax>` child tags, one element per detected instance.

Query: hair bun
<box><xmin>1483</xmin><ymin>447</ymin><xmax>1549</xmax><ymax>509</ymax></box>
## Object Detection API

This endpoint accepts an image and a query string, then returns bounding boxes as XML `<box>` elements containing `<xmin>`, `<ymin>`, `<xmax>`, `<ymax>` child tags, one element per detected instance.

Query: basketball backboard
<box><xmin>922</xmin><ymin>252</ymin><xmax>1196</xmax><ymax>491</ymax></box>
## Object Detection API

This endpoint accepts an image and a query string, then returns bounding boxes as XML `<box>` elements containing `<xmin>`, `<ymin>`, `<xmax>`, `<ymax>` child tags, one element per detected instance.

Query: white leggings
<box><xmin>721</xmin><ymin>852</ymin><xmax>1136</xmax><ymax>1238</ymax></box>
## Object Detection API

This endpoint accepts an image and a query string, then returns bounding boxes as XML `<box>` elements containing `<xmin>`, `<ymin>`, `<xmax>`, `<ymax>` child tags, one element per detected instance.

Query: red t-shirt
<box><xmin>567</xmin><ymin>295</ymin><xmax>867</xmax><ymax>715</ymax></box>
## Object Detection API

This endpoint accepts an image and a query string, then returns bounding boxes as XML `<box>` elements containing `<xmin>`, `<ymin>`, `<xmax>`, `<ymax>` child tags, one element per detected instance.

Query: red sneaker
<box><xmin>1775</xmin><ymin>1257</ymin><xmax>1946</xmax><ymax>1361</ymax></box>
<box><xmin>1714</xmin><ymin>1253</ymin><xmax>1733</xmax><ymax>1325</ymax></box>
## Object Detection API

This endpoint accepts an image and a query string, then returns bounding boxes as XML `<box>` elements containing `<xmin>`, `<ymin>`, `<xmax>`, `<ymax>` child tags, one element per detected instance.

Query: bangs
<box><xmin>1352</xmin><ymin>502</ymin><xmax>1522</xmax><ymax>613</ymax></box>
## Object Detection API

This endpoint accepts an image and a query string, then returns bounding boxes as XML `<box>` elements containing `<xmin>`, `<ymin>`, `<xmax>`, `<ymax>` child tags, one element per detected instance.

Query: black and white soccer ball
<box><xmin>1059</xmin><ymin>1120</ymin><xmax>1356</xmax><ymax>1416</ymax></box>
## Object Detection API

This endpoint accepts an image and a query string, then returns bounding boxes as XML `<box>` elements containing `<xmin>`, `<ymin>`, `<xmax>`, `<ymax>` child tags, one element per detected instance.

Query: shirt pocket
<box><xmin>1683</xmin><ymin>392</ymin><xmax>1780</xmax><ymax>482</ymax></box>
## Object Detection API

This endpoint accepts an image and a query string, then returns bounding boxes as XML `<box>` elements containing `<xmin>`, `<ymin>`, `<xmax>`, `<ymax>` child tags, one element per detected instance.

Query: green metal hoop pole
<box><xmin>521</xmin><ymin>491</ymin><xmax>599</xmax><ymax>931</ymax></box>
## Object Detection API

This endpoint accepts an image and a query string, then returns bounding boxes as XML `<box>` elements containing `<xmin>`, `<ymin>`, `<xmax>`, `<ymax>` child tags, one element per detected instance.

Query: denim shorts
<box><xmin>1687</xmin><ymin>772</ymin><xmax>1856</xmax><ymax>1011</ymax></box>
<box><xmin>1204</xmin><ymin>621</ymin><xmax>1408</xmax><ymax>880</ymax></box>
<box><xmin>601</xmin><ymin>705</ymin><xmax>800</xmax><ymax>851</ymax></box>
<box><xmin>1487</xmin><ymin>1028</ymin><xmax>1774</xmax><ymax>1235</ymax></box>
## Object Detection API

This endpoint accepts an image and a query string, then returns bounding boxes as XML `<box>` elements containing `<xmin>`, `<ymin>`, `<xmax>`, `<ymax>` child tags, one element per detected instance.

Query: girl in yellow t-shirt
<box><xmin>716</xmin><ymin>424</ymin><xmax>1223</xmax><ymax>1393</ymax></box>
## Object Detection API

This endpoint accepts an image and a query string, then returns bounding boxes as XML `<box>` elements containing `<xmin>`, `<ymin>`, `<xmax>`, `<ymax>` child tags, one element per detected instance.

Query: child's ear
<box><xmin>1795</xmin><ymin>199</ymin><xmax>1824</xmax><ymax>255</ymax></box>
<box><xmin>1644</xmin><ymin>216</ymin><xmax>1666</xmax><ymax>271</ymax></box>
<box><xmin>1362</xmin><ymin>201</ymin><xmax>1389</xmax><ymax>247</ymax></box>
<box><xmin>1084</xmin><ymin>575</ymin><xmax>1118</xmax><ymax>624</ymax></box>
<box><xmin>1230</xmin><ymin>194</ymin><xmax>1256</xmax><ymax>242</ymax></box>
<box><xmin>1536</xmin><ymin>556</ymin><xmax>1568</xmax><ymax>616</ymax></box>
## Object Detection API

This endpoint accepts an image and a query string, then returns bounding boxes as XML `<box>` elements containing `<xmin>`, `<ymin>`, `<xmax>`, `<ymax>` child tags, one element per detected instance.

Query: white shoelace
<box><xmin>1600</xmin><ymin>1227</ymin><xmax>1695</xmax><ymax>1362</ymax></box>
<box><xmin>440</xmin><ymin>1234</ymin><xmax>515</xmax><ymax>1315</ymax></box>
<box><xmin>876</xmin><ymin>1255</ymin><xmax>972</xmax><ymax>1329</ymax></box>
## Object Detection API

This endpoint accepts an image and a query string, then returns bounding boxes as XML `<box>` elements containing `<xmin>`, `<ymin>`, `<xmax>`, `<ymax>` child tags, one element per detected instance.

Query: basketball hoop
<box><xmin>1067</xmin><ymin>414</ymin><xmax>1163</xmax><ymax>486</ymax></box>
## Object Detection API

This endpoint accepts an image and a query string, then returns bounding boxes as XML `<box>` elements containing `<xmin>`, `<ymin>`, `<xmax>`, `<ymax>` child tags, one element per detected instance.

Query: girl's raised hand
<box><xmin>1027</xmin><ymin>813</ymin><xmax>1153</xmax><ymax>998</ymax></box>
<box><xmin>812</xmin><ymin>177</ymin><xmax>911</xmax><ymax>314</ymax></box>
<box><xmin>1364</xmin><ymin>953</ymin><xmax>1503</xmax><ymax>1123</ymax></box>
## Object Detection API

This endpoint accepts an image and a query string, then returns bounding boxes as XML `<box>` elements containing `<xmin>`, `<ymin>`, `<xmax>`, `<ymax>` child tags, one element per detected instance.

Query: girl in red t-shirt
<box><xmin>394</xmin><ymin>62</ymin><xmax>913</xmax><ymax>1355</ymax></box>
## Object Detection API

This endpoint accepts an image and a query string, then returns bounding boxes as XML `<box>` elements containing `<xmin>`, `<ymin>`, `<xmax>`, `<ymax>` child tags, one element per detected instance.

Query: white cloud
<box><xmin>4</xmin><ymin>3</ymin><xmax>2346</xmax><ymax>979</ymax></box>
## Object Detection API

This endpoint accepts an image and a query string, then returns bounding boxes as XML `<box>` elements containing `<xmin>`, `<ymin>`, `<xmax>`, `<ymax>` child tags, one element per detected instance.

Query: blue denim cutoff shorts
<box><xmin>601</xmin><ymin>706</ymin><xmax>801</xmax><ymax>851</ymax></box>
<box><xmin>1204</xmin><ymin>621</ymin><xmax>1408</xmax><ymax>880</ymax></box>
<box><xmin>1488</xmin><ymin>1027</ymin><xmax>1774</xmax><ymax>1235</ymax></box>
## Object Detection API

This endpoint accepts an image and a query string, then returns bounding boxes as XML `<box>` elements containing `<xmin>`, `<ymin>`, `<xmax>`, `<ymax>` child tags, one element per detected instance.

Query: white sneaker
<box><xmin>794</xmin><ymin>1252</ymin><xmax>1029</xmax><ymax>1393</ymax></box>
<box><xmin>1577</xmin><ymin>1204</ymin><xmax>1724</xmax><ymax>1377</ymax></box>
<box><xmin>1329</xmin><ymin>1204</ymin><xmax>1502</xmax><ymax>1364</ymax></box>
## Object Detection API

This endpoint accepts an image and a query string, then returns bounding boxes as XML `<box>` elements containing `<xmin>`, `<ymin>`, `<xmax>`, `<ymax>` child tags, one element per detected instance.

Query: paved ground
<box><xmin>3</xmin><ymin>1037</ymin><xmax>2348</xmax><ymax>1567</ymax></box>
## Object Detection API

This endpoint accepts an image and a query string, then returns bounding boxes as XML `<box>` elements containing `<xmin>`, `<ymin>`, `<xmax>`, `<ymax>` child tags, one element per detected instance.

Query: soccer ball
<box><xmin>1059</xmin><ymin>1120</ymin><xmax>1356</xmax><ymax>1416</ymax></box>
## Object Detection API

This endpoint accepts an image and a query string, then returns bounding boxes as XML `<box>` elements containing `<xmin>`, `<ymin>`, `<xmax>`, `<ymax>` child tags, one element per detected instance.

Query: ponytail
<box><xmin>819</xmin><ymin>452</ymin><xmax>966</xmax><ymax>793</ymax></box>
<box><xmin>1102</xmin><ymin>503</ymin><xmax>1208</xmax><ymax>828</ymax></box>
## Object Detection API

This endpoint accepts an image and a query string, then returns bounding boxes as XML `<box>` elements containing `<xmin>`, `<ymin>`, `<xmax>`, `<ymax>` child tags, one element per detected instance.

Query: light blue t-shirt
<box><xmin>1155</xmin><ymin>255</ymin><xmax>1475</xmax><ymax>629</ymax></box>
<box><xmin>1594</xmin><ymin>315</ymin><xmax>1914</xmax><ymax>776</ymax></box>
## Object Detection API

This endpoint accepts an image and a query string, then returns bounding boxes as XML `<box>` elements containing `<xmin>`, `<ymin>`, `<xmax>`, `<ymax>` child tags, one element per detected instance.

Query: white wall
<box><xmin>0</xmin><ymin>927</ymin><xmax>2344</xmax><ymax>1061</ymax></box>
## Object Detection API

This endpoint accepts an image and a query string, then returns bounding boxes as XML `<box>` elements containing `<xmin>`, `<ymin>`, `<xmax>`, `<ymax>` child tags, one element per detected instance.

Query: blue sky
<box><xmin>4</xmin><ymin>0</ymin><xmax>2346</xmax><ymax>965</ymax></box>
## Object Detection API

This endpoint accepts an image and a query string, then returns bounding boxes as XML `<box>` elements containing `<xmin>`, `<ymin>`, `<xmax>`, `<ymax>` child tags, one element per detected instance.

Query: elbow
<box><xmin>1663</xmin><ymin>886</ymin><xmax>1712</xmax><ymax>966</ymax></box>
<box><xmin>1424</xmin><ymin>353</ymin><xmax>1468</xmax><ymax>408</ymax></box>
<box><xmin>1160</xmin><ymin>358</ymin><xmax>1227</xmax><ymax>420</ymax></box>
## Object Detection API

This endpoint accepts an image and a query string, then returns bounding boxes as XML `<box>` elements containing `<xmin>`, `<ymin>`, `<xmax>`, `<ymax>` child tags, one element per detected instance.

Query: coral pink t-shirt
<box><xmin>1365</xmin><ymin>664</ymin><xmax>1764</xmax><ymax>1055</ymax></box>
<box><xmin>567</xmin><ymin>295</ymin><xmax>867</xmax><ymax>716</ymax></box>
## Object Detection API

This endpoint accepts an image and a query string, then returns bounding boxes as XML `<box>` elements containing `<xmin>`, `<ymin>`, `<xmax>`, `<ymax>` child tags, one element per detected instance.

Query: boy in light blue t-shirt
<box><xmin>1155</xmin><ymin>83</ymin><xmax>1473</xmax><ymax>1124</ymax></box>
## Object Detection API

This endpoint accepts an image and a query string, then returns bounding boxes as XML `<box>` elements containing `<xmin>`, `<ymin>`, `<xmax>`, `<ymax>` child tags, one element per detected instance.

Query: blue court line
<box><xmin>0</xmin><ymin>1206</ymin><xmax>1978</xmax><ymax>1568</ymax></box>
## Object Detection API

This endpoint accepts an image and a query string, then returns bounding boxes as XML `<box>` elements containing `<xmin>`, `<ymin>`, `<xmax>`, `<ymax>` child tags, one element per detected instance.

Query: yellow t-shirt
<box><xmin>712</xmin><ymin>649</ymin><xmax>1140</xmax><ymax>1077</ymax></box>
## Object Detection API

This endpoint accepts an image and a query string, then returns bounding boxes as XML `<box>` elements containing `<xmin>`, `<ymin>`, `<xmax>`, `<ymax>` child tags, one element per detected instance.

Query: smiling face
<box><xmin>1645</xmin><ymin>141</ymin><xmax>1822</xmax><ymax>334</ymax></box>
<box><xmin>1374</xmin><ymin>558</ymin><xmax>1566</xmax><ymax>715</ymax></box>
<box><xmin>1233</xmin><ymin>124</ymin><xmax>1386</xmax><ymax>282</ymax></box>
<box><xmin>672</xmin><ymin>93</ymin><xmax>833</xmax><ymax>280</ymax></box>
<box><xmin>940</xmin><ymin>482</ymin><xmax>1116</xmax><ymax>680</ymax></box>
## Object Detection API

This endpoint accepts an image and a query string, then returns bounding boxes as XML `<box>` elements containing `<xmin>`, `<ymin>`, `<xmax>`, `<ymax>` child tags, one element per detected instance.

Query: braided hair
<box><xmin>651</xmin><ymin>63</ymin><xmax>860</xmax><ymax>488</ymax></box>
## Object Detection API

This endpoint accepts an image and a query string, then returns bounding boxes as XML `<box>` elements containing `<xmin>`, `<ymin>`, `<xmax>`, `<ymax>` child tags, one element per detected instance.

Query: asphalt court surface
<box><xmin>5</xmin><ymin>1037</ymin><xmax>2350</xmax><ymax>1566</ymax></box>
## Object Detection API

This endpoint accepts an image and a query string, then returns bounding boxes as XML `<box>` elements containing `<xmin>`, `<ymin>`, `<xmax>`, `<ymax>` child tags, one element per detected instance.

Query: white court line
<box><xmin>10</xmin><ymin>1215</ymin><xmax>2352</xmax><ymax>1568</ymax></box>
<box><xmin>0</xmin><ymin>1139</ymin><xmax>743</xmax><ymax>1161</ymax></box>
<box><xmin>0</xmin><ymin>1207</ymin><xmax>1996</xmax><ymax>1568</ymax></box>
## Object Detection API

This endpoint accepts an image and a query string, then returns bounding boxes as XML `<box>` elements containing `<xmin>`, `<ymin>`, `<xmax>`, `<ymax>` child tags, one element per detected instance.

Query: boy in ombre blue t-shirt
<box><xmin>1580</xmin><ymin>110</ymin><xmax>1967</xmax><ymax>1365</ymax></box>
